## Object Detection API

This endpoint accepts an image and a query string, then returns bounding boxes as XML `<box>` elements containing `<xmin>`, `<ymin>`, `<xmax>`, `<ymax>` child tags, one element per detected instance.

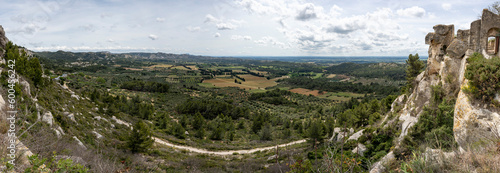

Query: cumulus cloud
<box><xmin>216</xmin><ymin>23</ymin><xmax>237</xmax><ymax>30</ymax></box>
<box><xmin>186</xmin><ymin>26</ymin><xmax>201</xmax><ymax>32</ymax></box>
<box><xmin>214</xmin><ymin>33</ymin><xmax>221</xmax><ymax>37</ymax></box>
<box><xmin>231</xmin><ymin>35</ymin><xmax>252</xmax><ymax>40</ymax></box>
<box><xmin>205</xmin><ymin>14</ymin><xmax>240</xmax><ymax>30</ymax></box>
<box><xmin>254</xmin><ymin>36</ymin><xmax>288</xmax><ymax>48</ymax></box>
<box><xmin>148</xmin><ymin>34</ymin><xmax>158</xmax><ymax>40</ymax></box>
<box><xmin>295</xmin><ymin>3</ymin><xmax>318</xmax><ymax>21</ymax></box>
<box><xmin>397</xmin><ymin>6</ymin><xmax>426</xmax><ymax>18</ymax></box>
<box><xmin>7</xmin><ymin>23</ymin><xmax>46</xmax><ymax>35</ymax></box>
<box><xmin>156</xmin><ymin>17</ymin><xmax>165</xmax><ymax>22</ymax></box>
<box><xmin>442</xmin><ymin>3</ymin><xmax>451</xmax><ymax>11</ymax></box>
<box><xmin>204</xmin><ymin>14</ymin><xmax>219</xmax><ymax>23</ymax></box>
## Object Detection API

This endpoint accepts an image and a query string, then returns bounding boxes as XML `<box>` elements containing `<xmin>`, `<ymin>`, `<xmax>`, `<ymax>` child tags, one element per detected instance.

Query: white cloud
<box><xmin>107</xmin><ymin>38</ymin><xmax>115</xmax><ymax>42</ymax></box>
<box><xmin>397</xmin><ymin>6</ymin><xmax>426</xmax><ymax>18</ymax></box>
<box><xmin>442</xmin><ymin>3</ymin><xmax>451</xmax><ymax>11</ymax></box>
<box><xmin>254</xmin><ymin>36</ymin><xmax>288</xmax><ymax>48</ymax></box>
<box><xmin>186</xmin><ymin>26</ymin><xmax>201</xmax><ymax>32</ymax></box>
<box><xmin>231</xmin><ymin>35</ymin><xmax>252</xmax><ymax>40</ymax></box>
<box><xmin>148</xmin><ymin>34</ymin><xmax>158</xmax><ymax>40</ymax></box>
<box><xmin>204</xmin><ymin>14</ymin><xmax>219</xmax><ymax>23</ymax></box>
<box><xmin>214</xmin><ymin>32</ymin><xmax>221</xmax><ymax>37</ymax></box>
<box><xmin>205</xmin><ymin>14</ymin><xmax>240</xmax><ymax>30</ymax></box>
<box><xmin>295</xmin><ymin>3</ymin><xmax>318</xmax><ymax>21</ymax></box>
<box><xmin>216</xmin><ymin>23</ymin><xmax>237</xmax><ymax>30</ymax></box>
<box><xmin>156</xmin><ymin>17</ymin><xmax>165</xmax><ymax>22</ymax></box>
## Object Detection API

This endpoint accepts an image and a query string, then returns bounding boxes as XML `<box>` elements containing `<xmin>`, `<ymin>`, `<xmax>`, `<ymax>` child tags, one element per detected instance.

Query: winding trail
<box><xmin>153</xmin><ymin>137</ymin><xmax>307</xmax><ymax>155</ymax></box>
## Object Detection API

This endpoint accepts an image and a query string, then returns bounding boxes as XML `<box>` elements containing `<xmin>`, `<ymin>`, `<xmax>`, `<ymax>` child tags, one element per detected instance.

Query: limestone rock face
<box><xmin>347</xmin><ymin>129</ymin><xmax>364</xmax><ymax>141</ymax></box>
<box><xmin>447</xmin><ymin>39</ymin><xmax>467</xmax><ymax>58</ymax></box>
<box><xmin>454</xmin><ymin>86</ymin><xmax>500</xmax><ymax>148</ymax></box>
<box><xmin>0</xmin><ymin>25</ymin><xmax>8</xmax><ymax>50</ymax></box>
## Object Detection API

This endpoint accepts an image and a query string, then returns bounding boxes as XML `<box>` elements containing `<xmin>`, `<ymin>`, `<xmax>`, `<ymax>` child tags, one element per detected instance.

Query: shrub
<box><xmin>464</xmin><ymin>52</ymin><xmax>500</xmax><ymax>102</ymax></box>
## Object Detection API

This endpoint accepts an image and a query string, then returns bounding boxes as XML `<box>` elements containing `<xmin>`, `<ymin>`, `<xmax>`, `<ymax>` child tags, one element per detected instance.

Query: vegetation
<box><xmin>127</xmin><ymin>120</ymin><xmax>154</xmax><ymax>153</ymax></box>
<box><xmin>121</xmin><ymin>80</ymin><xmax>169</xmax><ymax>93</ymax></box>
<box><xmin>404</xmin><ymin>53</ymin><xmax>425</xmax><ymax>93</ymax></box>
<box><xmin>464</xmin><ymin>52</ymin><xmax>500</xmax><ymax>104</ymax></box>
<box><xmin>325</xmin><ymin>62</ymin><xmax>406</xmax><ymax>80</ymax></box>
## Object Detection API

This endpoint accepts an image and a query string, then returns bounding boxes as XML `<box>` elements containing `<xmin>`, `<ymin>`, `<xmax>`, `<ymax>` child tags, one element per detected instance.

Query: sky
<box><xmin>0</xmin><ymin>0</ymin><xmax>495</xmax><ymax>56</ymax></box>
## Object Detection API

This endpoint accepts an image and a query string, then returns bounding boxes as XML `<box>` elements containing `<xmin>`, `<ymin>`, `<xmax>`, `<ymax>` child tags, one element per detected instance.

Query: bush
<box><xmin>464</xmin><ymin>53</ymin><xmax>500</xmax><ymax>102</ymax></box>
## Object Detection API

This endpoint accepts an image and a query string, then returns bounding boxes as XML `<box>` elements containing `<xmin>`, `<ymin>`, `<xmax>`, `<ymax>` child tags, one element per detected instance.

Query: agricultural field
<box><xmin>202</xmin><ymin>74</ymin><xmax>278</xmax><ymax>90</ymax></box>
<box><xmin>288</xmin><ymin>88</ymin><xmax>326</xmax><ymax>96</ymax></box>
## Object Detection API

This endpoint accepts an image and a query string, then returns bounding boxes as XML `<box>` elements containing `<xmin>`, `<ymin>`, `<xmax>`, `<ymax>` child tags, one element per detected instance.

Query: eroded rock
<box><xmin>447</xmin><ymin>39</ymin><xmax>467</xmax><ymax>58</ymax></box>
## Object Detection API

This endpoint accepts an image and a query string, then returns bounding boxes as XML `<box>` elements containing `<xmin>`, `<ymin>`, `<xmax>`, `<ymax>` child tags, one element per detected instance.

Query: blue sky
<box><xmin>0</xmin><ymin>0</ymin><xmax>494</xmax><ymax>56</ymax></box>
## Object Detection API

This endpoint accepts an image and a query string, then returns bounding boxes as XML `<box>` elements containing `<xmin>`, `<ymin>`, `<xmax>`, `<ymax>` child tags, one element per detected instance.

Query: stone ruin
<box><xmin>426</xmin><ymin>9</ymin><xmax>500</xmax><ymax>61</ymax></box>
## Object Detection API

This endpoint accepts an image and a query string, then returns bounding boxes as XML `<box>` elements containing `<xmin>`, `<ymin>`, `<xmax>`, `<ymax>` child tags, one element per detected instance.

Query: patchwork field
<box><xmin>202</xmin><ymin>74</ymin><xmax>278</xmax><ymax>90</ymax></box>
<box><xmin>147</xmin><ymin>64</ymin><xmax>173</xmax><ymax>69</ymax></box>
<box><xmin>289</xmin><ymin>88</ymin><xmax>325</xmax><ymax>96</ymax></box>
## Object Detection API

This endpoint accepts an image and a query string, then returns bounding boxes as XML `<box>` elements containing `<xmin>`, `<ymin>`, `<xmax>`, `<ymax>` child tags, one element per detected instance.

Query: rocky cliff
<box><xmin>0</xmin><ymin>25</ymin><xmax>9</xmax><ymax>57</ymax></box>
<box><xmin>371</xmin><ymin>9</ymin><xmax>500</xmax><ymax>173</ymax></box>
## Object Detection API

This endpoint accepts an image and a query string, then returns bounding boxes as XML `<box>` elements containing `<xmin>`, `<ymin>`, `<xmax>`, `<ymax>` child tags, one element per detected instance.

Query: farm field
<box><xmin>289</xmin><ymin>88</ymin><xmax>325</xmax><ymax>96</ymax></box>
<box><xmin>202</xmin><ymin>74</ymin><xmax>278</xmax><ymax>90</ymax></box>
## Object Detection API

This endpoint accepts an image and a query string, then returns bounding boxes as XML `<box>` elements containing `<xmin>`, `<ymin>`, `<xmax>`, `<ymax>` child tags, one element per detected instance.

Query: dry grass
<box><xmin>453</xmin><ymin>142</ymin><xmax>500</xmax><ymax>173</ymax></box>
<box><xmin>0</xmin><ymin>120</ymin><xmax>7</xmax><ymax>134</ymax></box>
<box><xmin>123</xmin><ymin>67</ymin><xmax>143</xmax><ymax>71</ymax></box>
<box><xmin>147</xmin><ymin>64</ymin><xmax>173</xmax><ymax>69</ymax></box>
<box><xmin>326</xmin><ymin>74</ymin><xmax>337</xmax><ymax>78</ymax></box>
<box><xmin>400</xmin><ymin>139</ymin><xmax>500</xmax><ymax>173</ymax></box>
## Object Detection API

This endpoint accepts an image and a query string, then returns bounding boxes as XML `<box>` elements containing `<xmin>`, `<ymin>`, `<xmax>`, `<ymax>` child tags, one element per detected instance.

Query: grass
<box><xmin>312</xmin><ymin>73</ymin><xmax>323</xmax><ymax>79</ymax></box>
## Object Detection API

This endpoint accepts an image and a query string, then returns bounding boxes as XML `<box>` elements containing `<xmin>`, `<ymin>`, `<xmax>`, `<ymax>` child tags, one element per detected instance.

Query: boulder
<box><xmin>347</xmin><ymin>129</ymin><xmax>364</xmax><ymax>141</ymax></box>
<box><xmin>42</xmin><ymin>112</ymin><xmax>54</xmax><ymax>126</ymax></box>
<box><xmin>370</xmin><ymin>151</ymin><xmax>395</xmax><ymax>173</ymax></box>
<box><xmin>92</xmin><ymin>131</ymin><xmax>103</xmax><ymax>139</ymax></box>
<box><xmin>352</xmin><ymin>143</ymin><xmax>367</xmax><ymax>156</ymax></box>
<box><xmin>447</xmin><ymin>39</ymin><xmax>467</xmax><ymax>58</ymax></box>
<box><xmin>73</xmin><ymin>136</ymin><xmax>87</xmax><ymax>150</ymax></box>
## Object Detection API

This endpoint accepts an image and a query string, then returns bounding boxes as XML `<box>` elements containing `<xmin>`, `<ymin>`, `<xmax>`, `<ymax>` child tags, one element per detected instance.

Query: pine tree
<box><xmin>259</xmin><ymin>123</ymin><xmax>273</xmax><ymax>141</ymax></box>
<box><xmin>173</xmin><ymin>122</ymin><xmax>186</xmax><ymax>139</ymax></box>
<box><xmin>405</xmin><ymin>53</ymin><xmax>424</xmax><ymax>92</ymax></box>
<box><xmin>127</xmin><ymin>120</ymin><xmax>154</xmax><ymax>153</ymax></box>
<box><xmin>192</xmin><ymin>112</ymin><xmax>204</xmax><ymax>130</ymax></box>
<box><xmin>308</xmin><ymin>120</ymin><xmax>324</xmax><ymax>145</ymax></box>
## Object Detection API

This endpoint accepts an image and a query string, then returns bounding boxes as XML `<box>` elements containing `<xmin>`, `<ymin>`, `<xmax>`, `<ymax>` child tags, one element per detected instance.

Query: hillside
<box><xmin>0</xmin><ymin>9</ymin><xmax>499</xmax><ymax>173</ymax></box>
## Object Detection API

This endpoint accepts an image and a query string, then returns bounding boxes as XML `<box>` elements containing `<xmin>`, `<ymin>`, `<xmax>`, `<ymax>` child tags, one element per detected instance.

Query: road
<box><xmin>153</xmin><ymin>137</ymin><xmax>307</xmax><ymax>155</ymax></box>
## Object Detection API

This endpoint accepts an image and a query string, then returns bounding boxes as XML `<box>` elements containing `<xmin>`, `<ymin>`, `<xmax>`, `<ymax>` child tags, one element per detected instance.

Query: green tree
<box><xmin>308</xmin><ymin>120</ymin><xmax>324</xmax><ymax>145</ymax></box>
<box><xmin>195</xmin><ymin>128</ymin><xmax>205</xmax><ymax>139</ymax></box>
<box><xmin>259</xmin><ymin>123</ymin><xmax>273</xmax><ymax>141</ymax></box>
<box><xmin>173</xmin><ymin>122</ymin><xmax>186</xmax><ymax>139</ymax></box>
<box><xmin>127</xmin><ymin>120</ymin><xmax>154</xmax><ymax>153</ymax></box>
<box><xmin>405</xmin><ymin>53</ymin><xmax>425</xmax><ymax>92</ymax></box>
<box><xmin>210</xmin><ymin>127</ymin><xmax>224</xmax><ymax>140</ymax></box>
<box><xmin>192</xmin><ymin>112</ymin><xmax>205</xmax><ymax>130</ymax></box>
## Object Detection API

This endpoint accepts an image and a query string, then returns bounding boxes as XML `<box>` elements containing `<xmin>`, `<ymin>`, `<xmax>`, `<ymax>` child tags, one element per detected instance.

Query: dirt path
<box><xmin>153</xmin><ymin>137</ymin><xmax>307</xmax><ymax>155</ymax></box>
